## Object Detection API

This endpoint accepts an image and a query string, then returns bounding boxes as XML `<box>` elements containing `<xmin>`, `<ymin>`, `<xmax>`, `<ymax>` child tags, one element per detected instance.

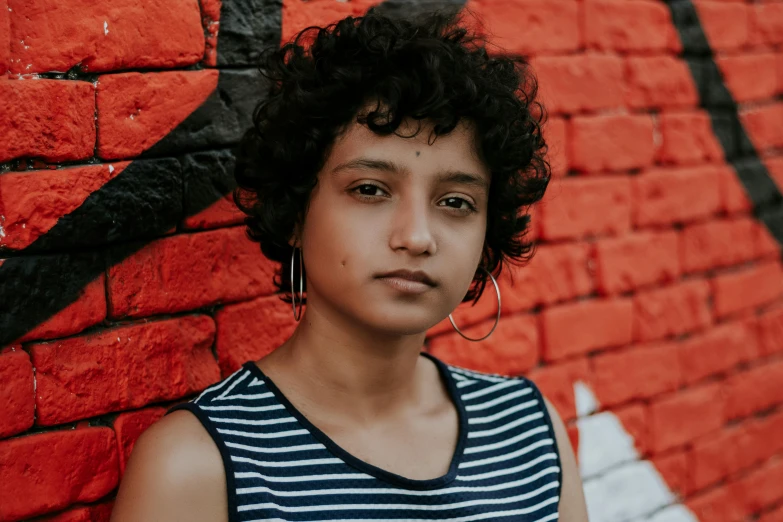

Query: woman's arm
<box><xmin>544</xmin><ymin>398</ymin><xmax>590</xmax><ymax>522</ymax></box>
<box><xmin>110</xmin><ymin>410</ymin><xmax>229</xmax><ymax>522</ymax></box>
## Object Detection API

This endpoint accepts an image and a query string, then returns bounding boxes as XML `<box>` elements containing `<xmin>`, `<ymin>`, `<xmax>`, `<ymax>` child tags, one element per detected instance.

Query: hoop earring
<box><xmin>448</xmin><ymin>267</ymin><xmax>501</xmax><ymax>342</ymax></box>
<box><xmin>290</xmin><ymin>246</ymin><xmax>303</xmax><ymax>321</ymax></box>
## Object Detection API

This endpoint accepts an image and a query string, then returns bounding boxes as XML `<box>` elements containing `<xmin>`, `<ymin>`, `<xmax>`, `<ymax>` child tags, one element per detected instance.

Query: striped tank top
<box><xmin>168</xmin><ymin>351</ymin><xmax>562</xmax><ymax>522</ymax></box>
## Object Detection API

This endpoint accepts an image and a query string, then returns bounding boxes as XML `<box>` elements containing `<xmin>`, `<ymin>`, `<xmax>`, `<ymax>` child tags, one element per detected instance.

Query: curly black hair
<box><xmin>233</xmin><ymin>6</ymin><xmax>550</xmax><ymax>307</ymax></box>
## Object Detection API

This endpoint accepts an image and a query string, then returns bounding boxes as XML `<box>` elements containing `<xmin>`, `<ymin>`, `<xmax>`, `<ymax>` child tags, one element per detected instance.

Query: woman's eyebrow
<box><xmin>331</xmin><ymin>157</ymin><xmax>489</xmax><ymax>193</ymax></box>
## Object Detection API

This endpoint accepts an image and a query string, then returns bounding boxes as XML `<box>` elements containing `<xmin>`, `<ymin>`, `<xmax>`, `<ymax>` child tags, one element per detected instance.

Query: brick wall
<box><xmin>0</xmin><ymin>0</ymin><xmax>781</xmax><ymax>520</ymax></box>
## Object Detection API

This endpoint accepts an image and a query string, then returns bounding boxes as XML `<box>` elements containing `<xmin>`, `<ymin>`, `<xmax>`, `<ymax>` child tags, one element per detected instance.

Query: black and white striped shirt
<box><xmin>169</xmin><ymin>351</ymin><xmax>562</xmax><ymax>521</ymax></box>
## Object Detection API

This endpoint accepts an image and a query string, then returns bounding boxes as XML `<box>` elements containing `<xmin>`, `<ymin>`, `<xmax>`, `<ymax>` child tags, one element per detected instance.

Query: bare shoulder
<box><xmin>541</xmin><ymin>396</ymin><xmax>590</xmax><ymax>522</ymax></box>
<box><xmin>110</xmin><ymin>409</ymin><xmax>228</xmax><ymax>522</ymax></box>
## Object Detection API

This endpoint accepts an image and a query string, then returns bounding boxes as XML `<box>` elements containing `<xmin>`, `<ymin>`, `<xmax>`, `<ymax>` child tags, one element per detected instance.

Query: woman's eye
<box><xmin>352</xmin><ymin>184</ymin><xmax>387</xmax><ymax>197</ymax></box>
<box><xmin>441</xmin><ymin>197</ymin><xmax>477</xmax><ymax>212</ymax></box>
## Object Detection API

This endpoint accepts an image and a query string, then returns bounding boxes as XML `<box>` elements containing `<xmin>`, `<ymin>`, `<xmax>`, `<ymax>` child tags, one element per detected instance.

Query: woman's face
<box><xmin>297</xmin><ymin>117</ymin><xmax>490</xmax><ymax>336</ymax></box>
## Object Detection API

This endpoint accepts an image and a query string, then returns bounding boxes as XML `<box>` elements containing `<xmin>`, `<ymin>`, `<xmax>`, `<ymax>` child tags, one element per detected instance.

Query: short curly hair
<box><xmin>233</xmin><ymin>7</ymin><xmax>550</xmax><ymax>307</ymax></box>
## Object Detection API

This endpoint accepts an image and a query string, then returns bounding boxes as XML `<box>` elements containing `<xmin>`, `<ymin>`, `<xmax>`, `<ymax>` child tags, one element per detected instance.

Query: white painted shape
<box><xmin>109</xmin><ymin>164</ymin><xmax>115</xmax><ymax>174</ymax></box>
<box><xmin>577</xmin><ymin>411</ymin><xmax>638</xmax><ymax>479</ymax></box>
<box><xmin>583</xmin><ymin>460</ymin><xmax>674</xmax><ymax>522</ymax></box>
<box><xmin>0</xmin><ymin>224</ymin><xmax>5</xmax><ymax>238</ymax></box>
<box><xmin>644</xmin><ymin>504</ymin><xmax>700</xmax><ymax>522</ymax></box>
<box><xmin>575</xmin><ymin>380</ymin><xmax>599</xmax><ymax>417</ymax></box>
<box><xmin>104</xmin><ymin>21</ymin><xmax>109</xmax><ymax>35</ymax></box>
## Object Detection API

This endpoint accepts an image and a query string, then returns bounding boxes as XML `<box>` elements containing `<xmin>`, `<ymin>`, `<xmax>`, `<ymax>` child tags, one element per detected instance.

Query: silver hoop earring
<box><xmin>448</xmin><ymin>267</ymin><xmax>501</xmax><ymax>342</ymax></box>
<box><xmin>290</xmin><ymin>246</ymin><xmax>303</xmax><ymax>321</ymax></box>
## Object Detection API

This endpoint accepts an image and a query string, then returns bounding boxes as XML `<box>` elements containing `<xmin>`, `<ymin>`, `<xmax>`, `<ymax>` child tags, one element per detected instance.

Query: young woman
<box><xmin>111</xmin><ymin>8</ymin><xmax>588</xmax><ymax>522</ymax></box>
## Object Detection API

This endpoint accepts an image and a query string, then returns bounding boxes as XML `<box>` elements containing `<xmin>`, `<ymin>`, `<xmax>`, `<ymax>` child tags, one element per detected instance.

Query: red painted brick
<box><xmin>468</xmin><ymin>0</ymin><xmax>580</xmax><ymax>56</ymax></box>
<box><xmin>649</xmin><ymin>382</ymin><xmax>724</xmax><ymax>453</ymax></box>
<box><xmin>594</xmin><ymin>230</ymin><xmax>680</xmax><ymax>295</ymax></box>
<box><xmin>30</xmin><ymin>315</ymin><xmax>220</xmax><ymax>426</ymax></box>
<box><xmin>656</xmin><ymin>110</ymin><xmax>724</xmax><ymax>166</ymax></box>
<box><xmin>7</xmin><ymin>0</ymin><xmax>203</xmax><ymax>74</ymax></box>
<box><xmin>718</xmin><ymin>164</ymin><xmax>754</xmax><ymax>214</ymax></box>
<box><xmin>97</xmin><ymin>70</ymin><xmax>219</xmax><ymax>159</ymax></box>
<box><xmin>0</xmin><ymin>350</ymin><xmax>34</xmax><ymax>438</ymax></box>
<box><xmin>615</xmin><ymin>403</ymin><xmax>649</xmax><ymax>455</ymax></box>
<box><xmin>652</xmin><ymin>450</ymin><xmax>688</xmax><ymax>497</ymax></box>
<box><xmin>680</xmin><ymin>217</ymin><xmax>758</xmax><ymax>274</ymax></box>
<box><xmin>539</xmin><ymin>177</ymin><xmax>631</xmax><ymax>240</ymax></box>
<box><xmin>114</xmin><ymin>407</ymin><xmax>166</xmax><ymax>477</ymax></box>
<box><xmin>632</xmin><ymin>166</ymin><xmax>723</xmax><ymax>227</ymax></box>
<box><xmin>0</xmin><ymin>79</ymin><xmax>95</xmax><ymax>163</ymax></box>
<box><xmin>541</xmin><ymin>298</ymin><xmax>633</xmax><ymax>362</ymax></box>
<box><xmin>593</xmin><ymin>342</ymin><xmax>681</xmax><ymax>407</ymax></box>
<box><xmin>182</xmin><ymin>195</ymin><xmax>245</xmax><ymax>231</ymax></box>
<box><xmin>751</xmin><ymin>3</ymin><xmax>783</xmax><ymax>47</ymax></box>
<box><xmin>0</xmin><ymin>428</ymin><xmax>118</xmax><ymax>521</ymax></box>
<box><xmin>108</xmin><ymin>227</ymin><xmax>276</xmax><ymax>318</ymax></box>
<box><xmin>624</xmin><ymin>56</ymin><xmax>698</xmax><ymax>110</ymax></box>
<box><xmin>758</xmin><ymin>304</ymin><xmax>783</xmax><ymax>356</ymax></box>
<box><xmin>281</xmin><ymin>0</ymin><xmax>376</xmax><ymax>44</ymax></box>
<box><xmin>527</xmin><ymin>357</ymin><xmax>590</xmax><ymax>422</ymax></box>
<box><xmin>694</xmin><ymin>1</ymin><xmax>750</xmax><ymax>51</ymax></box>
<box><xmin>498</xmin><ymin>242</ymin><xmax>594</xmax><ymax>315</ymax></box>
<box><xmin>40</xmin><ymin>502</ymin><xmax>113</xmax><ymax>522</ymax></box>
<box><xmin>0</xmin><ymin>0</ymin><xmax>8</xmax><ymax>75</ymax></box>
<box><xmin>688</xmin><ymin>483</ymin><xmax>747</xmax><ymax>522</ymax></box>
<box><xmin>729</xmin><ymin>458</ymin><xmax>783</xmax><ymax>516</ymax></box>
<box><xmin>679</xmin><ymin>319</ymin><xmax>759</xmax><ymax>385</ymax></box>
<box><xmin>758</xmin><ymin>504</ymin><xmax>783</xmax><ymax>522</ymax></box>
<box><xmin>634</xmin><ymin>279</ymin><xmax>712</xmax><ymax>342</ymax></box>
<box><xmin>712</xmin><ymin>261</ymin><xmax>783</xmax><ymax>319</ymax></box>
<box><xmin>569</xmin><ymin>114</ymin><xmax>655</xmax><ymax>173</ymax></box>
<box><xmin>200</xmin><ymin>0</ymin><xmax>221</xmax><ymax>66</ymax></box>
<box><xmin>585</xmin><ymin>0</ymin><xmax>680</xmax><ymax>53</ymax></box>
<box><xmin>741</xmin><ymin>103</ymin><xmax>783</xmax><ymax>152</ymax></box>
<box><xmin>717</xmin><ymin>53</ymin><xmax>779</xmax><ymax>103</ymax></box>
<box><xmin>431</xmin><ymin>281</ymin><xmax>501</xmax><ymax>339</ymax></box>
<box><xmin>688</xmin><ymin>417</ymin><xmax>782</xmax><ymax>494</ymax></box>
<box><xmin>429</xmin><ymin>314</ymin><xmax>539</xmax><ymax>376</ymax></box>
<box><xmin>0</xmin><ymin>163</ymin><xmax>125</xmax><ymax>251</ymax></box>
<box><xmin>531</xmin><ymin>54</ymin><xmax>624</xmax><ymax>115</ymax></box>
<box><xmin>217</xmin><ymin>294</ymin><xmax>302</xmax><ymax>376</ymax></box>
<box><xmin>756</xmin><ymin>218</ymin><xmax>782</xmax><ymax>261</ymax></box>
<box><xmin>778</xmin><ymin>53</ymin><xmax>783</xmax><ymax>96</ymax></box>
<box><xmin>724</xmin><ymin>359</ymin><xmax>783</xmax><ymax>421</ymax></box>
<box><xmin>542</xmin><ymin>116</ymin><xmax>567</xmax><ymax>178</ymax></box>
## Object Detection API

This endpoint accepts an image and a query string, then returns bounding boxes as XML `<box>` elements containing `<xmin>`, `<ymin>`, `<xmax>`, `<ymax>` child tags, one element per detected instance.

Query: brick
<box><xmin>0</xmin><ymin>163</ymin><xmax>125</xmax><ymax>251</ymax></box>
<box><xmin>569</xmin><ymin>114</ymin><xmax>655</xmax><ymax>173</ymax></box>
<box><xmin>200</xmin><ymin>0</ymin><xmax>221</xmax><ymax>66</ymax></box>
<box><xmin>724</xmin><ymin>359</ymin><xmax>783</xmax><ymax>420</ymax></box>
<box><xmin>30</xmin><ymin>315</ymin><xmax>220</xmax><ymax>426</ymax></box>
<box><xmin>717</xmin><ymin>53</ymin><xmax>779</xmax><ymax>103</ymax></box>
<box><xmin>429</xmin><ymin>314</ymin><xmax>539</xmax><ymax>376</ymax></box>
<box><xmin>712</xmin><ymin>261</ymin><xmax>783</xmax><ymax>319</ymax></box>
<box><xmin>7</xmin><ymin>0</ymin><xmax>204</xmax><ymax>74</ymax></box>
<box><xmin>651</xmin><ymin>450</ymin><xmax>688</xmax><ymax>497</ymax></box>
<box><xmin>778</xmin><ymin>53</ymin><xmax>783</xmax><ymax>96</ymax></box>
<box><xmin>751</xmin><ymin>3</ymin><xmax>783</xmax><ymax>47</ymax></box>
<box><xmin>614</xmin><ymin>403</ymin><xmax>649</xmax><ymax>455</ymax></box>
<box><xmin>593</xmin><ymin>342</ymin><xmax>681</xmax><ymax>407</ymax></box>
<box><xmin>0</xmin><ymin>428</ymin><xmax>118</xmax><ymax>521</ymax></box>
<box><xmin>114</xmin><ymin>407</ymin><xmax>166</xmax><ymax>476</ymax></box>
<box><xmin>531</xmin><ymin>54</ymin><xmax>624</xmax><ymax>115</ymax></box>
<box><xmin>0</xmin><ymin>0</ymin><xmax>8</xmax><ymax>75</ymax></box>
<box><xmin>694</xmin><ymin>1</ymin><xmax>750</xmax><ymax>51</ymax></box>
<box><xmin>584</xmin><ymin>0</ymin><xmax>680</xmax><ymax>53</ymax></box>
<box><xmin>527</xmin><ymin>357</ymin><xmax>590</xmax><ymax>422</ymax></box>
<box><xmin>634</xmin><ymin>279</ymin><xmax>712</xmax><ymax>342</ymax></box>
<box><xmin>656</xmin><ymin>111</ymin><xmax>724</xmax><ymax>166</ymax></box>
<box><xmin>632</xmin><ymin>166</ymin><xmax>723</xmax><ymax>227</ymax></box>
<box><xmin>680</xmin><ymin>217</ymin><xmax>758</xmax><ymax>273</ymax></box>
<box><xmin>729</xmin><ymin>458</ymin><xmax>783</xmax><ymax>515</ymax></box>
<box><xmin>718</xmin><ymin>165</ymin><xmax>754</xmax><ymax>214</ymax></box>
<box><xmin>624</xmin><ymin>56</ymin><xmax>698</xmax><ymax>110</ymax></box>
<box><xmin>0</xmin><ymin>350</ymin><xmax>34</xmax><ymax>438</ymax></box>
<box><xmin>687</xmin><ymin>483</ymin><xmax>747</xmax><ymax>522</ymax></box>
<box><xmin>97</xmin><ymin>70</ymin><xmax>219</xmax><ymax>159</ymax></box>
<box><xmin>679</xmin><ymin>319</ymin><xmax>759</xmax><ymax>385</ymax></box>
<box><xmin>542</xmin><ymin>116</ymin><xmax>567</xmax><ymax>178</ymax></box>
<box><xmin>649</xmin><ymin>382</ymin><xmax>724</xmax><ymax>453</ymax></box>
<box><xmin>40</xmin><ymin>502</ymin><xmax>113</xmax><ymax>522</ymax></box>
<box><xmin>539</xmin><ymin>177</ymin><xmax>631</xmax><ymax>240</ymax></box>
<box><xmin>469</xmin><ymin>0</ymin><xmax>579</xmax><ymax>56</ymax></box>
<box><xmin>108</xmin><ymin>227</ymin><xmax>276</xmax><ymax>318</ymax></box>
<box><xmin>431</xmin><ymin>282</ymin><xmax>501</xmax><ymax>339</ymax></box>
<box><xmin>217</xmin><ymin>294</ymin><xmax>302</xmax><ymax>376</ymax></box>
<box><xmin>541</xmin><ymin>298</ymin><xmax>633</xmax><ymax>361</ymax></box>
<box><xmin>594</xmin><ymin>230</ymin><xmax>680</xmax><ymax>295</ymax></box>
<box><xmin>181</xmin><ymin>149</ymin><xmax>245</xmax><ymax>230</ymax></box>
<box><xmin>499</xmin><ymin>242</ymin><xmax>594</xmax><ymax>314</ymax></box>
<box><xmin>758</xmin><ymin>504</ymin><xmax>783</xmax><ymax>522</ymax></box>
<box><xmin>741</xmin><ymin>103</ymin><xmax>783</xmax><ymax>152</ymax></box>
<box><xmin>758</xmin><ymin>304</ymin><xmax>783</xmax><ymax>356</ymax></box>
<box><xmin>688</xmin><ymin>418</ymin><xmax>781</xmax><ymax>494</ymax></box>
<box><xmin>0</xmin><ymin>79</ymin><xmax>95</xmax><ymax>163</ymax></box>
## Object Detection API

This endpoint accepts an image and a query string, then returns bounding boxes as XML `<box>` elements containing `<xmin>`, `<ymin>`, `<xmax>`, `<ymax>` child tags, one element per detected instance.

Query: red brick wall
<box><xmin>1</xmin><ymin>0</ymin><xmax>782</xmax><ymax>520</ymax></box>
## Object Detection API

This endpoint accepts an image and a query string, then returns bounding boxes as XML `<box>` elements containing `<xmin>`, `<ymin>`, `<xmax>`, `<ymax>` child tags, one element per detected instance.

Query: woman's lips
<box><xmin>376</xmin><ymin>276</ymin><xmax>434</xmax><ymax>294</ymax></box>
